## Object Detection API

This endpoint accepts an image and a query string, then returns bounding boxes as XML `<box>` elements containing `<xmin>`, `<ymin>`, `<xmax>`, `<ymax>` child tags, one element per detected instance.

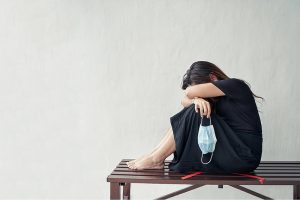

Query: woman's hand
<box><xmin>193</xmin><ymin>97</ymin><xmax>211</xmax><ymax>118</ymax></box>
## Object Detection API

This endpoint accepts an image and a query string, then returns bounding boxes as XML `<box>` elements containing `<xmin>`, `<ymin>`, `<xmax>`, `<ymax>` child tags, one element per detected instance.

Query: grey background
<box><xmin>0</xmin><ymin>0</ymin><xmax>299</xmax><ymax>199</ymax></box>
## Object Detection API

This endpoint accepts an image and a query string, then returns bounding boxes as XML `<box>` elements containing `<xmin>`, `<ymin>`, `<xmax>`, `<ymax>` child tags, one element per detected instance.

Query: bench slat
<box><xmin>110</xmin><ymin>171</ymin><xmax>300</xmax><ymax>178</ymax></box>
<box><xmin>122</xmin><ymin>159</ymin><xmax>300</xmax><ymax>164</ymax></box>
<box><xmin>118</xmin><ymin>164</ymin><xmax>300</xmax><ymax>170</ymax></box>
<box><xmin>107</xmin><ymin>174</ymin><xmax>300</xmax><ymax>185</ymax></box>
<box><xmin>114</xmin><ymin>167</ymin><xmax>300</xmax><ymax>174</ymax></box>
<box><xmin>119</xmin><ymin>162</ymin><xmax>300</xmax><ymax>167</ymax></box>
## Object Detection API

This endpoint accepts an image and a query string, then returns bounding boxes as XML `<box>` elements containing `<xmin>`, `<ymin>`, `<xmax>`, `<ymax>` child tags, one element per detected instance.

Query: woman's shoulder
<box><xmin>215</xmin><ymin>77</ymin><xmax>251</xmax><ymax>98</ymax></box>
<box><xmin>229</xmin><ymin>78</ymin><xmax>251</xmax><ymax>89</ymax></box>
<box><xmin>215</xmin><ymin>77</ymin><xmax>250</xmax><ymax>90</ymax></box>
<box><xmin>229</xmin><ymin>77</ymin><xmax>245</xmax><ymax>84</ymax></box>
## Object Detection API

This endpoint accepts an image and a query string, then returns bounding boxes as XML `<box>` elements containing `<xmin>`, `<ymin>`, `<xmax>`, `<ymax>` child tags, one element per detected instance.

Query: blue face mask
<box><xmin>197</xmin><ymin>116</ymin><xmax>217</xmax><ymax>164</ymax></box>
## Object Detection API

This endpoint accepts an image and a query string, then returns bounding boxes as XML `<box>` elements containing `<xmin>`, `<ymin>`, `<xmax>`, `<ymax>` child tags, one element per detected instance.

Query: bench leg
<box><xmin>123</xmin><ymin>182</ymin><xmax>131</xmax><ymax>199</ymax></box>
<box><xmin>110</xmin><ymin>182</ymin><xmax>120</xmax><ymax>200</ymax></box>
<box><xmin>294</xmin><ymin>185</ymin><xmax>300</xmax><ymax>200</ymax></box>
<box><xmin>154</xmin><ymin>184</ymin><xmax>205</xmax><ymax>199</ymax></box>
<box><xmin>230</xmin><ymin>185</ymin><xmax>273</xmax><ymax>199</ymax></box>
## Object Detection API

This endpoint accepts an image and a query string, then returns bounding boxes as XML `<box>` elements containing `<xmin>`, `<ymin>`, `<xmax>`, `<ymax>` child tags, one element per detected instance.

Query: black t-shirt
<box><xmin>211</xmin><ymin>78</ymin><xmax>262</xmax><ymax>133</ymax></box>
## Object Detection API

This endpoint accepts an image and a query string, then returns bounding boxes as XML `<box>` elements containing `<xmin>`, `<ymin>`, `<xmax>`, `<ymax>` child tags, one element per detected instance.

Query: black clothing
<box><xmin>211</xmin><ymin>78</ymin><xmax>262</xmax><ymax>133</ymax></box>
<box><xmin>168</xmin><ymin>78</ymin><xmax>263</xmax><ymax>173</ymax></box>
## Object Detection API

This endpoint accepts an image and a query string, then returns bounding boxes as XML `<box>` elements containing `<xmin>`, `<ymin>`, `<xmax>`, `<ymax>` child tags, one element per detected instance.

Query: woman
<box><xmin>126</xmin><ymin>61</ymin><xmax>264</xmax><ymax>173</ymax></box>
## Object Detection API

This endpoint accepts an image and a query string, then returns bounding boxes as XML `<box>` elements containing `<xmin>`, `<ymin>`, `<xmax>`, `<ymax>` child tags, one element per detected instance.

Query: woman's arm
<box><xmin>181</xmin><ymin>94</ymin><xmax>195</xmax><ymax>108</ymax></box>
<box><xmin>184</xmin><ymin>83</ymin><xmax>225</xmax><ymax>99</ymax></box>
<box><xmin>181</xmin><ymin>94</ymin><xmax>212</xmax><ymax>117</ymax></box>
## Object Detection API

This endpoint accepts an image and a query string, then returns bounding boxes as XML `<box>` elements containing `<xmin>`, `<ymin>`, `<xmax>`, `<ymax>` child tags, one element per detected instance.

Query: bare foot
<box><xmin>126</xmin><ymin>148</ymin><xmax>159</xmax><ymax>167</ymax></box>
<box><xmin>128</xmin><ymin>154</ymin><xmax>164</xmax><ymax>170</ymax></box>
<box><xmin>126</xmin><ymin>153</ymin><xmax>152</xmax><ymax>167</ymax></box>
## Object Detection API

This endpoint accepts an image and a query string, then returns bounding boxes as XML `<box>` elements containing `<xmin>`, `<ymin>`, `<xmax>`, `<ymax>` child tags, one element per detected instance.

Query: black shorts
<box><xmin>168</xmin><ymin>104</ymin><xmax>263</xmax><ymax>173</ymax></box>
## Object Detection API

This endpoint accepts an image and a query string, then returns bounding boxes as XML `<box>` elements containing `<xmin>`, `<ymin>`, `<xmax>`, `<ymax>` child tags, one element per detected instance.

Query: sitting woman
<box><xmin>126</xmin><ymin>61</ymin><xmax>264</xmax><ymax>173</ymax></box>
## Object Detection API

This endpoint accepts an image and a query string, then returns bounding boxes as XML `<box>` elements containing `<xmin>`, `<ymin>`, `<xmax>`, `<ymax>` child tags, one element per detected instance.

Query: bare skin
<box><xmin>126</xmin><ymin>127</ymin><xmax>172</xmax><ymax>166</ymax></box>
<box><xmin>127</xmin><ymin>127</ymin><xmax>175</xmax><ymax>170</ymax></box>
<box><xmin>126</xmin><ymin>74</ymin><xmax>224</xmax><ymax>170</ymax></box>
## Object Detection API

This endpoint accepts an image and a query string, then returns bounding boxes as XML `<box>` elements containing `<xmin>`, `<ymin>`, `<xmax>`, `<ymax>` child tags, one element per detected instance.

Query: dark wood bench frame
<box><xmin>107</xmin><ymin>159</ymin><xmax>300</xmax><ymax>200</ymax></box>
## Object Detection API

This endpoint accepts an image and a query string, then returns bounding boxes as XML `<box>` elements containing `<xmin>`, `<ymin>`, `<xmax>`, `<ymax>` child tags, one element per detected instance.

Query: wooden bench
<box><xmin>107</xmin><ymin>159</ymin><xmax>300</xmax><ymax>200</ymax></box>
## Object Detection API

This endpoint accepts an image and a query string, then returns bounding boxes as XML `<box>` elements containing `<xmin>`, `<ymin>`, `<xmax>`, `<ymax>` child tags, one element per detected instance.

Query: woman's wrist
<box><xmin>192</xmin><ymin>97</ymin><xmax>198</xmax><ymax>104</ymax></box>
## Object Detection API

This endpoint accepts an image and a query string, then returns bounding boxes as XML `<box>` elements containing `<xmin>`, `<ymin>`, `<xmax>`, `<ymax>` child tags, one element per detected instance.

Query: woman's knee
<box><xmin>180</xmin><ymin>106</ymin><xmax>201</xmax><ymax>126</ymax></box>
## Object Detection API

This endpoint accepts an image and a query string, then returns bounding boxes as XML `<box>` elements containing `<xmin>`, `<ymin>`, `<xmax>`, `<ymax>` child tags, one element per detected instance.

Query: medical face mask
<box><xmin>197</xmin><ymin>116</ymin><xmax>217</xmax><ymax>164</ymax></box>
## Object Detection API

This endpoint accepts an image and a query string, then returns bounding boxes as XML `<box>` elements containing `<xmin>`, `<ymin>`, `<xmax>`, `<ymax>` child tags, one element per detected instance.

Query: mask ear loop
<box><xmin>201</xmin><ymin>151</ymin><xmax>213</xmax><ymax>164</ymax></box>
<box><xmin>200</xmin><ymin>115</ymin><xmax>211</xmax><ymax>125</ymax></box>
<box><xmin>200</xmin><ymin>114</ymin><xmax>203</xmax><ymax>125</ymax></box>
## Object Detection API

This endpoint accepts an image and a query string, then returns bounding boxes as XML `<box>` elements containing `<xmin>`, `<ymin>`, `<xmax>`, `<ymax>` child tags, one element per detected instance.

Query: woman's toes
<box><xmin>128</xmin><ymin>160</ymin><xmax>135</xmax><ymax>165</ymax></box>
<box><xmin>132</xmin><ymin>165</ymin><xmax>137</xmax><ymax>170</ymax></box>
<box><xmin>129</xmin><ymin>164</ymin><xmax>135</xmax><ymax>169</ymax></box>
<box><xmin>129</xmin><ymin>163</ymin><xmax>138</xmax><ymax>170</ymax></box>
<box><xmin>127</xmin><ymin>161</ymin><xmax>135</xmax><ymax>167</ymax></box>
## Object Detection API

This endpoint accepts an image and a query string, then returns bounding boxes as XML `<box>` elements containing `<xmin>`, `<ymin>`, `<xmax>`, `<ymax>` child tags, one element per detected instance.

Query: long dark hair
<box><xmin>182</xmin><ymin>61</ymin><xmax>265</xmax><ymax>110</ymax></box>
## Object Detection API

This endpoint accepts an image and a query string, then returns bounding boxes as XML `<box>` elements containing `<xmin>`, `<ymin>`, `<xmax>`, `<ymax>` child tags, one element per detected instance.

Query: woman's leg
<box><xmin>127</xmin><ymin>126</ymin><xmax>176</xmax><ymax>170</ymax></box>
<box><xmin>127</xmin><ymin>127</ymin><xmax>172</xmax><ymax>165</ymax></box>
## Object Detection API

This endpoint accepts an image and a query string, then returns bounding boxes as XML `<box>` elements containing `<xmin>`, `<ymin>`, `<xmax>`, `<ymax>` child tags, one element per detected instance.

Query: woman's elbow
<box><xmin>184</xmin><ymin>88</ymin><xmax>190</xmax><ymax>98</ymax></box>
<box><xmin>185</xmin><ymin>87</ymin><xmax>196</xmax><ymax>98</ymax></box>
<box><xmin>185</xmin><ymin>90</ymin><xmax>195</xmax><ymax>99</ymax></box>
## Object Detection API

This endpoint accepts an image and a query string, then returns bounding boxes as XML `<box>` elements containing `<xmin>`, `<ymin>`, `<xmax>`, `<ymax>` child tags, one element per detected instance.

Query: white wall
<box><xmin>0</xmin><ymin>0</ymin><xmax>299</xmax><ymax>199</ymax></box>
